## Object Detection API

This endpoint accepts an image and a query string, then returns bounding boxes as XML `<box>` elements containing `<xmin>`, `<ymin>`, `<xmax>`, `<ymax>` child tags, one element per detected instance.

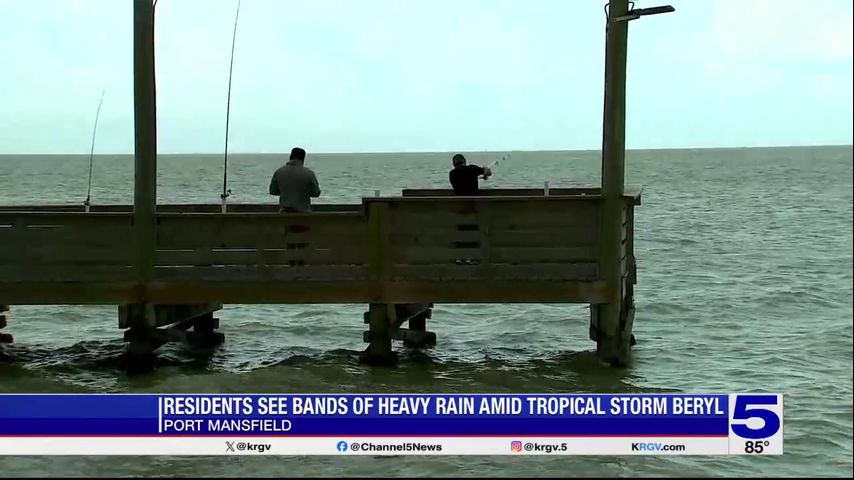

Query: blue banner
<box><xmin>0</xmin><ymin>394</ymin><xmax>730</xmax><ymax>436</ymax></box>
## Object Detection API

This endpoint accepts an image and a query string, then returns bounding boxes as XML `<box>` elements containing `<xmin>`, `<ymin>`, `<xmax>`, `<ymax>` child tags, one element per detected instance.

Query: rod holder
<box><xmin>220</xmin><ymin>190</ymin><xmax>231</xmax><ymax>214</ymax></box>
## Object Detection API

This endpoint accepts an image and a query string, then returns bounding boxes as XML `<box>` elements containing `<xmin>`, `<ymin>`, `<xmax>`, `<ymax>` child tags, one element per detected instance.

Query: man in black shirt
<box><xmin>449</xmin><ymin>153</ymin><xmax>492</xmax><ymax>195</ymax></box>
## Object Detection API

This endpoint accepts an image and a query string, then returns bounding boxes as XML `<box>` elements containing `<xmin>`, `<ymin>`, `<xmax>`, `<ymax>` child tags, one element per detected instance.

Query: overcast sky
<box><xmin>0</xmin><ymin>0</ymin><xmax>851</xmax><ymax>154</ymax></box>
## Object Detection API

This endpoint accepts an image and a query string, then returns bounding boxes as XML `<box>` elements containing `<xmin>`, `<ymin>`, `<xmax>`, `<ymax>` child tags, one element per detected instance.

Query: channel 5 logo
<box><xmin>510</xmin><ymin>441</ymin><xmax>523</xmax><ymax>452</ymax></box>
<box><xmin>728</xmin><ymin>394</ymin><xmax>784</xmax><ymax>455</ymax></box>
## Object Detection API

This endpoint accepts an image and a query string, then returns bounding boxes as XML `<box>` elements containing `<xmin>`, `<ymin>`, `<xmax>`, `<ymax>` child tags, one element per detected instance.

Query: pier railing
<box><xmin>0</xmin><ymin>187</ymin><xmax>639</xmax><ymax>306</ymax></box>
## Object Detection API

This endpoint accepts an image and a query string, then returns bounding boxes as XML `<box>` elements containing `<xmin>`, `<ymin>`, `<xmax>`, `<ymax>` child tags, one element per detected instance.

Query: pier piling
<box><xmin>596</xmin><ymin>0</ymin><xmax>633</xmax><ymax>366</ymax></box>
<box><xmin>360</xmin><ymin>303</ymin><xmax>397</xmax><ymax>366</ymax></box>
<box><xmin>0</xmin><ymin>305</ymin><xmax>11</xmax><ymax>344</ymax></box>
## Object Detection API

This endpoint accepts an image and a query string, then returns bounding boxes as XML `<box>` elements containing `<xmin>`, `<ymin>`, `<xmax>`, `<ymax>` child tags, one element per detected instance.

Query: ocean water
<box><xmin>0</xmin><ymin>146</ymin><xmax>852</xmax><ymax>477</ymax></box>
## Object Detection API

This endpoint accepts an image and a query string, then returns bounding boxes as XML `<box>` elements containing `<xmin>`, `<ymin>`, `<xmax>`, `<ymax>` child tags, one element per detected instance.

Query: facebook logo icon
<box><xmin>336</xmin><ymin>441</ymin><xmax>348</xmax><ymax>452</ymax></box>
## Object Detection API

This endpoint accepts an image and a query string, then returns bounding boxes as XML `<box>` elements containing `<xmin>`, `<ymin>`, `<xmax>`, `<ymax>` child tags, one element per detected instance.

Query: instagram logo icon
<box><xmin>511</xmin><ymin>441</ymin><xmax>523</xmax><ymax>452</ymax></box>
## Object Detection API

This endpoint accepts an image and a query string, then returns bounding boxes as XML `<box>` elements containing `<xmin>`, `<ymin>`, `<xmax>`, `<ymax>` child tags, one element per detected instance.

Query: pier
<box><xmin>0</xmin><ymin>0</ymin><xmax>648</xmax><ymax>372</ymax></box>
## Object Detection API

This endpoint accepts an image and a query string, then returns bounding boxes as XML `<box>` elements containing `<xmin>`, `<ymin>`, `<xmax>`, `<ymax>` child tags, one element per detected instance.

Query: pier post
<box><xmin>133</xmin><ymin>0</ymin><xmax>157</xmax><ymax>291</ymax></box>
<box><xmin>399</xmin><ymin>303</ymin><xmax>436</xmax><ymax>348</ymax></box>
<box><xmin>360</xmin><ymin>303</ymin><xmax>397</xmax><ymax>366</ymax></box>
<box><xmin>186</xmin><ymin>312</ymin><xmax>226</xmax><ymax>349</ymax></box>
<box><xmin>122</xmin><ymin>304</ymin><xmax>160</xmax><ymax>374</ymax></box>
<box><xmin>119</xmin><ymin>303</ymin><xmax>224</xmax><ymax>372</ymax></box>
<box><xmin>596</xmin><ymin>0</ymin><xmax>633</xmax><ymax>365</ymax></box>
<box><xmin>0</xmin><ymin>305</ymin><xmax>11</xmax><ymax>345</ymax></box>
<box><xmin>126</xmin><ymin>0</ymin><xmax>158</xmax><ymax>373</ymax></box>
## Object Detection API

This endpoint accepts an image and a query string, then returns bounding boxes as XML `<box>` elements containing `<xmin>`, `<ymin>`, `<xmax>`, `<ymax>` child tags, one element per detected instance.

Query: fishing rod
<box><xmin>482</xmin><ymin>152</ymin><xmax>512</xmax><ymax>180</ymax></box>
<box><xmin>221</xmin><ymin>0</ymin><xmax>242</xmax><ymax>213</ymax></box>
<box><xmin>83</xmin><ymin>88</ymin><xmax>107</xmax><ymax>213</ymax></box>
<box><xmin>486</xmin><ymin>152</ymin><xmax>511</xmax><ymax>170</ymax></box>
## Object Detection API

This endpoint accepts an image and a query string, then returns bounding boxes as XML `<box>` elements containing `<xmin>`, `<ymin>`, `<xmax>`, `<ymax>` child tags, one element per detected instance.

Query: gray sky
<box><xmin>0</xmin><ymin>0</ymin><xmax>852</xmax><ymax>154</ymax></box>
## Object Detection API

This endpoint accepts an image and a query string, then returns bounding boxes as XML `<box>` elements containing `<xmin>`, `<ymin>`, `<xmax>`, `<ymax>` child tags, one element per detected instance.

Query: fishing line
<box><xmin>221</xmin><ymin>0</ymin><xmax>242</xmax><ymax>213</ymax></box>
<box><xmin>84</xmin><ymin>88</ymin><xmax>107</xmax><ymax>212</ymax></box>
<box><xmin>485</xmin><ymin>152</ymin><xmax>512</xmax><ymax>172</ymax></box>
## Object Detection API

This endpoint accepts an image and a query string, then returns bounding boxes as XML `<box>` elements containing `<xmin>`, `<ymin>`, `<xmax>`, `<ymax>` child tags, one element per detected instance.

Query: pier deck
<box><xmin>0</xmin><ymin>187</ymin><xmax>640</xmax><ymax>369</ymax></box>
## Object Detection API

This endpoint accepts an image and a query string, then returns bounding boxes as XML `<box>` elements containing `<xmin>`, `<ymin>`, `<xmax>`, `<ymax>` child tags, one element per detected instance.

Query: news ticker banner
<box><xmin>0</xmin><ymin>393</ymin><xmax>782</xmax><ymax>456</ymax></box>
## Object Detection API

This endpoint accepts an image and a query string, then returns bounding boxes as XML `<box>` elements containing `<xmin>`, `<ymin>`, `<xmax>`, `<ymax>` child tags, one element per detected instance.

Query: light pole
<box><xmin>598</xmin><ymin>1</ymin><xmax>673</xmax><ymax>364</ymax></box>
<box><xmin>133</xmin><ymin>0</ymin><xmax>156</xmax><ymax>290</ymax></box>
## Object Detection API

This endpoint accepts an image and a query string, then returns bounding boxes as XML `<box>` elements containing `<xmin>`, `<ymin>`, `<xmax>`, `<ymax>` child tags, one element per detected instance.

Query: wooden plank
<box><xmin>145</xmin><ymin>281</ymin><xmax>375</xmax><ymax>304</ymax></box>
<box><xmin>156</xmin><ymin>214</ymin><xmax>367</xmax><ymax>249</ymax></box>
<box><xmin>388</xmin><ymin>229</ymin><xmax>481</xmax><ymax>247</ymax></box>
<box><xmin>401</xmin><ymin>188</ymin><xmax>603</xmax><ymax>197</ymax></box>
<box><xmin>0</xmin><ymin>266</ymin><xmax>136</xmax><ymax>282</ymax></box>
<box><xmin>492</xmin><ymin>246</ymin><xmax>598</xmax><ymax>263</ymax></box>
<box><xmin>149</xmin><ymin>279</ymin><xmax>606</xmax><ymax>304</ymax></box>
<box><xmin>21</xmin><ymin>246</ymin><xmax>133</xmax><ymax>265</ymax></box>
<box><xmin>118</xmin><ymin>302</ymin><xmax>223</xmax><ymax>329</ymax></box>
<box><xmin>390</xmin><ymin>246</ymin><xmax>483</xmax><ymax>264</ymax></box>
<box><xmin>381</xmin><ymin>280</ymin><xmax>608</xmax><ymax>304</ymax></box>
<box><xmin>155</xmin><ymin>211</ymin><xmax>362</xmax><ymax>222</ymax></box>
<box><xmin>0</xmin><ymin>226</ymin><xmax>21</xmax><ymax>262</ymax></box>
<box><xmin>392</xmin><ymin>263</ymin><xmax>599</xmax><ymax>281</ymax></box>
<box><xmin>0</xmin><ymin>217</ymin><xmax>133</xmax><ymax>263</ymax></box>
<box><xmin>156</xmin><ymin>204</ymin><xmax>362</xmax><ymax>213</ymax></box>
<box><xmin>389</xmin><ymin>198</ymin><xmax>482</xmax><ymax>213</ymax></box>
<box><xmin>0</xmin><ymin>192</ymin><xmax>639</xmax><ymax>214</ymax></box>
<box><xmin>21</xmin><ymin>225</ymin><xmax>133</xmax><ymax>244</ymax></box>
<box><xmin>0</xmin><ymin>278</ymin><xmax>606</xmax><ymax>304</ymax></box>
<box><xmin>397</xmin><ymin>186</ymin><xmax>641</xmax><ymax>204</ymax></box>
<box><xmin>0</xmin><ymin>282</ymin><xmax>139</xmax><ymax>304</ymax></box>
<box><xmin>626</xmin><ymin>203</ymin><xmax>636</xmax><ymax>284</ymax></box>
<box><xmin>387</xmin><ymin>199</ymin><xmax>599</xmax><ymax>230</ymax></box>
<box><xmin>1</xmin><ymin>224</ymin><xmax>133</xmax><ymax>264</ymax></box>
<box><xmin>390</xmin><ymin>302</ymin><xmax>432</xmax><ymax>328</ymax></box>
<box><xmin>390</xmin><ymin>211</ymin><xmax>480</xmax><ymax>229</ymax></box>
<box><xmin>155</xmin><ymin>247</ymin><xmax>366</xmax><ymax>266</ymax></box>
<box><xmin>368</xmin><ymin>202</ymin><xmax>391</xmax><ymax>284</ymax></box>
<box><xmin>390</xmin><ymin>245</ymin><xmax>598</xmax><ymax>264</ymax></box>
<box><xmin>155</xmin><ymin>265</ymin><xmax>368</xmax><ymax>282</ymax></box>
<box><xmin>0</xmin><ymin>204</ymin><xmax>364</xmax><ymax>213</ymax></box>
<box><xmin>0</xmin><ymin>212</ymin><xmax>132</xmax><ymax>226</ymax></box>
<box><xmin>490</xmin><ymin>227</ymin><xmax>598</xmax><ymax>247</ymax></box>
<box><xmin>492</xmin><ymin>209</ymin><xmax>598</xmax><ymax>229</ymax></box>
<box><xmin>478</xmin><ymin>202</ymin><xmax>494</xmax><ymax>277</ymax></box>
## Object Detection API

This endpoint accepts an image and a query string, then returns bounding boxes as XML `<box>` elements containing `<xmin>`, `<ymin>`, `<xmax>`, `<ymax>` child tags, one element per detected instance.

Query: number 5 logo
<box><xmin>730</xmin><ymin>395</ymin><xmax>782</xmax><ymax>439</ymax></box>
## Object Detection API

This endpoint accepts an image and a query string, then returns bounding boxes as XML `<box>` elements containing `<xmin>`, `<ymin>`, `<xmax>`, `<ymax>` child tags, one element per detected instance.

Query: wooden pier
<box><xmin>0</xmin><ymin>187</ymin><xmax>640</xmax><ymax>370</ymax></box>
<box><xmin>0</xmin><ymin>0</ymin><xmax>649</xmax><ymax>372</ymax></box>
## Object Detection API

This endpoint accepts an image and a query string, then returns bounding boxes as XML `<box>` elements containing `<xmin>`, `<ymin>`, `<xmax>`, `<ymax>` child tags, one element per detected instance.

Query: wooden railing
<box><xmin>378</xmin><ymin>197</ymin><xmax>600</xmax><ymax>280</ymax></box>
<box><xmin>0</xmin><ymin>188</ymin><xmax>639</xmax><ymax>305</ymax></box>
<box><xmin>0</xmin><ymin>212</ymin><xmax>135</xmax><ymax>282</ymax></box>
<box><xmin>154</xmin><ymin>211</ymin><xmax>369</xmax><ymax>282</ymax></box>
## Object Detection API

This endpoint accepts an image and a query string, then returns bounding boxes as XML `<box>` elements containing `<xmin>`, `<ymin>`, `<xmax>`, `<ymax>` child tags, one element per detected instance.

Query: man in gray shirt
<box><xmin>269</xmin><ymin>147</ymin><xmax>321</xmax><ymax>212</ymax></box>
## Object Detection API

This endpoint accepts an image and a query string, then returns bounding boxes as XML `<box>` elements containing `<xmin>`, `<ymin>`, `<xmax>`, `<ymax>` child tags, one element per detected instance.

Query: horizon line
<box><xmin>1</xmin><ymin>144</ymin><xmax>851</xmax><ymax>156</ymax></box>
